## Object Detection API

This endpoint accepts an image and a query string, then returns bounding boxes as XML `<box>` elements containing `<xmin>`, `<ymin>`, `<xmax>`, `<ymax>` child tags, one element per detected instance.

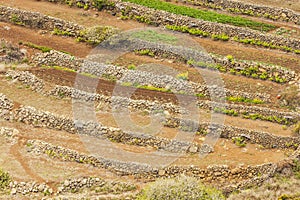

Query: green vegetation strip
<box><xmin>122</xmin><ymin>0</ymin><xmax>276</xmax><ymax>31</ymax></box>
<box><xmin>166</xmin><ymin>25</ymin><xmax>300</xmax><ymax>55</ymax></box>
<box><xmin>131</xmin><ymin>30</ymin><xmax>179</xmax><ymax>44</ymax></box>
<box><xmin>20</xmin><ymin>41</ymin><xmax>72</xmax><ymax>55</ymax></box>
<box><xmin>213</xmin><ymin>107</ymin><xmax>290</xmax><ymax>125</ymax></box>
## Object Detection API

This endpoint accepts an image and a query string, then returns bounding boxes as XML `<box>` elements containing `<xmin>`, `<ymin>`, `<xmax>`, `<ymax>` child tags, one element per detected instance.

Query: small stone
<box><xmin>158</xmin><ymin>170</ymin><xmax>165</xmax><ymax>176</ymax></box>
<box><xmin>188</xmin><ymin>145</ymin><xmax>198</xmax><ymax>153</ymax></box>
<box><xmin>38</xmin><ymin>184</ymin><xmax>44</xmax><ymax>192</ymax></box>
<box><xmin>64</xmin><ymin>180</ymin><xmax>70</xmax><ymax>187</ymax></box>
<box><xmin>11</xmin><ymin>188</ymin><xmax>17</xmax><ymax>195</ymax></box>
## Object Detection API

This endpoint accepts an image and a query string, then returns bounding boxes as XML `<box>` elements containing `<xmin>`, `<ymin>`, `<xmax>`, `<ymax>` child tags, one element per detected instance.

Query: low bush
<box><xmin>137</xmin><ymin>175</ymin><xmax>225</xmax><ymax>200</ymax></box>
<box><xmin>293</xmin><ymin>122</ymin><xmax>300</xmax><ymax>136</ymax></box>
<box><xmin>232</xmin><ymin>137</ymin><xmax>247</xmax><ymax>147</ymax></box>
<box><xmin>0</xmin><ymin>169</ymin><xmax>10</xmax><ymax>191</ymax></box>
<box><xmin>176</xmin><ymin>71</ymin><xmax>189</xmax><ymax>81</ymax></box>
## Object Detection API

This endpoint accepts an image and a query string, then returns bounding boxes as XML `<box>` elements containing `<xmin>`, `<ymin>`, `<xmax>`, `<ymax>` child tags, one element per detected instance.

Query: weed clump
<box><xmin>137</xmin><ymin>175</ymin><xmax>225</xmax><ymax>200</ymax></box>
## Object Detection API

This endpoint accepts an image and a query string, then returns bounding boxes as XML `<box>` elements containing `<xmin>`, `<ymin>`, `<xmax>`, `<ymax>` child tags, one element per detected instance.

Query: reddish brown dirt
<box><xmin>0</xmin><ymin>0</ymin><xmax>145</xmax><ymax>30</ymax></box>
<box><xmin>0</xmin><ymin>22</ymin><xmax>92</xmax><ymax>58</ymax></box>
<box><xmin>0</xmin><ymin>0</ymin><xmax>298</xmax><ymax>194</ymax></box>
<box><xmin>113</xmin><ymin>53</ymin><xmax>288</xmax><ymax>110</ymax></box>
<box><xmin>1</xmin><ymin>0</ymin><xmax>299</xmax><ymax>72</ymax></box>
<box><xmin>29</xmin><ymin>68</ymin><xmax>183</xmax><ymax>104</ymax></box>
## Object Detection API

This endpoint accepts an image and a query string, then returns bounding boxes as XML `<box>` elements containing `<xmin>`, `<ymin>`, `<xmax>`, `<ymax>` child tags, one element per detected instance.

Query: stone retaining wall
<box><xmin>165</xmin><ymin>118</ymin><xmax>300</xmax><ymax>149</ymax></box>
<box><xmin>108</xmin><ymin>1</ymin><xmax>300</xmax><ymax>50</ymax></box>
<box><xmin>40</xmin><ymin>0</ymin><xmax>300</xmax><ymax>52</ymax></box>
<box><xmin>32</xmin><ymin>50</ymin><xmax>271</xmax><ymax>102</ymax></box>
<box><xmin>135</xmin><ymin>47</ymin><xmax>297</xmax><ymax>83</ymax></box>
<box><xmin>0</xmin><ymin>6</ymin><xmax>118</xmax><ymax>44</ymax></box>
<box><xmin>27</xmin><ymin>139</ymin><xmax>280</xmax><ymax>190</ymax></box>
<box><xmin>0</xmin><ymin>6</ymin><xmax>83</xmax><ymax>36</ymax></box>
<box><xmin>9</xmin><ymin>181</ymin><xmax>52</xmax><ymax>196</ymax></box>
<box><xmin>6</xmin><ymin>69</ymin><xmax>297</xmax><ymax>127</ymax></box>
<box><xmin>182</xmin><ymin>0</ymin><xmax>300</xmax><ymax>24</ymax></box>
<box><xmin>57</xmin><ymin>177</ymin><xmax>136</xmax><ymax>194</ymax></box>
<box><xmin>0</xmin><ymin>39</ymin><xmax>26</xmax><ymax>63</ymax></box>
<box><xmin>6</xmin><ymin>70</ymin><xmax>45</xmax><ymax>92</ymax></box>
<box><xmin>49</xmin><ymin>85</ymin><xmax>184</xmax><ymax>114</ymax></box>
<box><xmin>15</xmin><ymin>106</ymin><xmax>198</xmax><ymax>153</ymax></box>
<box><xmin>0</xmin><ymin>93</ymin><xmax>14</xmax><ymax>121</ymax></box>
<box><xmin>198</xmin><ymin>100</ymin><xmax>300</xmax><ymax>125</ymax></box>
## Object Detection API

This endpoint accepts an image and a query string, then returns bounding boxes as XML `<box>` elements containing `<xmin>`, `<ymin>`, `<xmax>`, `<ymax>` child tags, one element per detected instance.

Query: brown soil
<box><xmin>0</xmin><ymin>0</ymin><xmax>298</xmax><ymax>196</ymax></box>
<box><xmin>0</xmin><ymin>22</ymin><xmax>92</xmax><ymax>58</ymax></box>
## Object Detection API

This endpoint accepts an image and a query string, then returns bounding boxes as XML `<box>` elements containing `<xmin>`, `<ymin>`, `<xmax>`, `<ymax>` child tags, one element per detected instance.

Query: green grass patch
<box><xmin>20</xmin><ymin>41</ymin><xmax>52</xmax><ymax>53</ymax></box>
<box><xmin>123</xmin><ymin>0</ymin><xmax>276</xmax><ymax>31</ymax></box>
<box><xmin>131</xmin><ymin>30</ymin><xmax>179</xmax><ymax>44</ymax></box>
<box><xmin>137</xmin><ymin>85</ymin><xmax>171</xmax><ymax>93</ymax></box>
<box><xmin>227</xmin><ymin>96</ymin><xmax>264</xmax><ymax>104</ymax></box>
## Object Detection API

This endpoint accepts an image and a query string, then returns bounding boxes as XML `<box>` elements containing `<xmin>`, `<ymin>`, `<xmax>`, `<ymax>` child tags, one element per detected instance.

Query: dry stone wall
<box><xmin>9</xmin><ymin>181</ymin><xmax>52</xmax><ymax>196</ymax></box>
<box><xmin>0</xmin><ymin>39</ymin><xmax>26</xmax><ymax>63</ymax></box>
<box><xmin>198</xmin><ymin>100</ymin><xmax>300</xmax><ymax>125</ymax></box>
<box><xmin>0</xmin><ymin>6</ymin><xmax>83</xmax><ymax>36</ymax></box>
<box><xmin>57</xmin><ymin>177</ymin><xmax>136</xmax><ymax>194</ymax></box>
<box><xmin>164</xmin><ymin>118</ymin><xmax>300</xmax><ymax>149</ymax></box>
<box><xmin>182</xmin><ymin>0</ymin><xmax>300</xmax><ymax>24</ymax></box>
<box><xmin>5</xmin><ymin>69</ymin><xmax>296</xmax><ymax>127</ymax></box>
<box><xmin>6</xmin><ymin>70</ymin><xmax>45</xmax><ymax>92</ymax></box>
<box><xmin>14</xmin><ymin>106</ymin><xmax>200</xmax><ymax>153</ymax></box>
<box><xmin>0</xmin><ymin>93</ymin><xmax>14</xmax><ymax>121</ymax></box>
<box><xmin>40</xmin><ymin>0</ymin><xmax>300</xmax><ymax>51</ymax></box>
<box><xmin>32</xmin><ymin>50</ymin><xmax>271</xmax><ymax>102</ymax></box>
<box><xmin>111</xmin><ymin>1</ymin><xmax>300</xmax><ymax>49</ymax></box>
<box><xmin>27</xmin><ymin>139</ymin><xmax>281</xmax><ymax>191</ymax></box>
<box><xmin>49</xmin><ymin>85</ymin><xmax>184</xmax><ymax>114</ymax></box>
<box><xmin>0</xmin><ymin>6</ymin><xmax>118</xmax><ymax>44</ymax></box>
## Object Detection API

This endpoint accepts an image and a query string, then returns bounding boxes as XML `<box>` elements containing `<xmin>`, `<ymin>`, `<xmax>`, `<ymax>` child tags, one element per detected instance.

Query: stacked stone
<box><xmin>49</xmin><ymin>85</ymin><xmax>184</xmax><ymax>114</ymax></box>
<box><xmin>184</xmin><ymin>0</ymin><xmax>300</xmax><ymax>24</ymax></box>
<box><xmin>57</xmin><ymin>177</ymin><xmax>135</xmax><ymax>194</ymax></box>
<box><xmin>6</xmin><ymin>70</ymin><xmax>45</xmax><ymax>92</ymax></box>
<box><xmin>32</xmin><ymin>50</ymin><xmax>271</xmax><ymax>102</ymax></box>
<box><xmin>0</xmin><ymin>93</ymin><xmax>14</xmax><ymax>121</ymax></box>
<box><xmin>9</xmin><ymin>181</ymin><xmax>52</xmax><ymax>196</ymax></box>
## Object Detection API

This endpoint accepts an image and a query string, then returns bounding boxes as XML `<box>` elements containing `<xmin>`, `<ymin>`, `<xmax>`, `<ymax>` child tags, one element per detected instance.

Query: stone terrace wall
<box><xmin>49</xmin><ymin>85</ymin><xmax>184</xmax><ymax>114</ymax></box>
<box><xmin>198</xmin><ymin>100</ymin><xmax>300</xmax><ymax>125</ymax></box>
<box><xmin>7</xmin><ymin>69</ymin><xmax>297</xmax><ymax>127</ymax></box>
<box><xmin>40</xmin><ymin>0</ymin><xmax>300</xmax><ymax>51</ymax></box>
<box><xmin>0</xmin><ymin>6</ymin><xmax>83</xmax><ymax>36</ymax></box>
<box><xmin>183</xmin><ymin>0</ymin><xmax>300</xmax><ymax>24</ymax></box>
<box><xmin>0</xmin><ymin>93</ymin><xmax>14</xmax><ymax>121</ymax></box>
<box><xmin>6</xmin><ymin>70</ymin><xmax>45</xmax><ymax>92</ymax></box>
<box><xmin>0</xmin><ymin>6</ymin><xmax>118</xmax><ymax>44</ymax></box>
<box><xmin>32</xmin><ymin>50</ymin><xmax>271</xmax><ymax>102</ymax></box>
<box><xmin>164</xmin><ymin>118</ymin><xmax>300</xmax><ymax>149</ymax></box>
<box><xmin>111</xmin><ymin>1</ymin><xmax>300</xmax><ymax>49</ymax></box>
<box><xmin>28</xmin><ymin>139</ymin><xmax>280</xmax><ymax>190</ymax></box>
<box><xmin>15</xmin><ymin>106</ymin><xmax>199</xmax><ymax>153</ymax></box>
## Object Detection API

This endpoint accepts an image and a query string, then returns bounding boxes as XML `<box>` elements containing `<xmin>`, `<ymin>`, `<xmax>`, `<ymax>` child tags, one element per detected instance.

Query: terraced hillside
<box><xmin>0</xmin><ymin>0</ymin><xmax>299</xmax><ymax>199</ymax></box>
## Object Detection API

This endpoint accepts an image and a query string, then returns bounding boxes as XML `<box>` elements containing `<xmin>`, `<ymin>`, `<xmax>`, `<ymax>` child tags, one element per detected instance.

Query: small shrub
<box><xmin>0</xmin><ymin>169</ymin><xmax>11</xmax><ymax>191</ymax></box>
<box><xmin>127</xmin><ymin>64</ymin><xmax>136</xmax><ymax>70</ymax></box>
<box><xmin>137</xmin><ymin>175</ymin><xmax>225</xmax><ymax>200</ymax></box>
<box><xmin>176</xmin><ymin>71</ymin><xmax>189</xmax><ymax>81</ymax></box>
<box><xmin>232</xmin><ymin>137</ymin><xmax>247</xmax><ymax>147</ymax></box>
<box><xmin>293</xmin><ymin>122</ymin><xmax>300</xmax><ymax>136</ymax></box>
